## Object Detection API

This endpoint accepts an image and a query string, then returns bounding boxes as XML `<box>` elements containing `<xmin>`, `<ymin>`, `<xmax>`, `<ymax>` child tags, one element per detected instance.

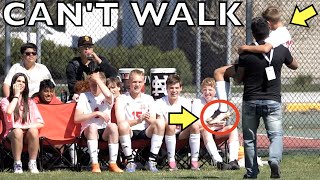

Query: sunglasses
<box><xmin>80</xmin><ymin>45</ymin><xmax>93</xmax><ymax>49</ymax></box>
<box><xmin>24</xmin><ymin>52</ymin><xmax>37</xmax><ymax>56</ymax></box>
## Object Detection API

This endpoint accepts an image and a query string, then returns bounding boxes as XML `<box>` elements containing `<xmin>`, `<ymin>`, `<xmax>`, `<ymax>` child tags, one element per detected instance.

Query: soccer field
<box><xmin>0</xmin><ymin>155</ymin><xmax>319</xmax><ymax>180</ymax></box>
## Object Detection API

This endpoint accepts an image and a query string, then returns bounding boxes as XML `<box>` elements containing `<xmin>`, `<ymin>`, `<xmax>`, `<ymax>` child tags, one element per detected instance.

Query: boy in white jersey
<box><xmin>116</xmin><ymin>69</ymin><xmax>165</xmax><ymax>172</ymax></box>
<box><xmin>211</xmin><ymin>6</ymin><xmax>292</xmax><ymax>123</ymax></box>
<box><xmin>192</xmin><ymin>78</ymin><xmax>240</xmax><ymax>170</ymax></box>
<box><xmin>74</xmin><ymin>72</ymin><xmax>123</xmax><ymax>173</ymax></box>
<box><xmin>156</xmin><ymin>75</ymin><xmax>202</xmax><ymax>171</ymax></box>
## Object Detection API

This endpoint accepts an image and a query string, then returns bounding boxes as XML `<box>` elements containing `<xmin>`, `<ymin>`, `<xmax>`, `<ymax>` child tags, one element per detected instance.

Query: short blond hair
<box><xmin>201</xmin><ymin>78</ymin><xmax>216</xmax><ymax>89</ymax></box>
<box><xmin>262</xmin><ymin>6</ymin><xmax>281</xmax><ymax>23</ymax></box>
<box><xmin>129</xmin><ymin>69</ymin><xmax>144</xmax><ymax>80</ymax></box>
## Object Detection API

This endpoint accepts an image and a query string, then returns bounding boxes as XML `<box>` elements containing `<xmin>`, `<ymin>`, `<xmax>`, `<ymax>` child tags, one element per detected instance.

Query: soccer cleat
<box><xmin>125</xmin><ymin>162</ymin><xmax>137</xmax><ymax>173</ymax></box>
<box><xmin>145</xmin><ymin>161</ymin><xmax>159</xmax><ymax>172</ymax></box>
<box><xmin>269</xmin><ymin>161</ymin><xmax>280</xmax><ymax>178</ymax></box>
<box><xmin>229</xmin><ymin>160</ymin><xmax>240</xmax><ymax>170</ymax></box>
<box><xmin>28</xmin><ymin>161</ymin><xmax>39</xmax><ymax>174</ymax></box>
<box><xmin>91</xmin><ymin>163</ymin><xmax>101</xmax><ymax>173</ymax></box>
<box><xmin>168</xmin><ymin>161</ymin><xmax>178</xmax><ymax>171</ymax></box>
<box><xmin>13</xmin><ymin>163</ymin><xmax>23</xmax><ymax>174</ymax></box>
<box><xmin>243</xmin><ymin>174</ymin><xmax>257</xmax><ymax>179</ymax></box>
<box><xmin>217</xmin><ymin>161</ymin><xmax>232</xmax><ymax>170</ymax></box>
<box><xmin>109</xmin><ymin>162</ymin><xmax>124</xmax><ymax>173</ymax></box>
<box><xmin>190</xmin><ymin>161</ymin><xmax>200</xmax><ymax>171</ymax></box>
<box><xmin>206</xmin><ymin>110</ymin><xmax>232</xmax><ymax>125</ymax></box>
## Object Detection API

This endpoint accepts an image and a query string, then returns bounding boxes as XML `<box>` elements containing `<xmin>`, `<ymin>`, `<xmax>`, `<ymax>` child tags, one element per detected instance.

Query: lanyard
<box><xmin>254</xmin><ymin>42</ymin><xmax>274</xmax><ymax>66</ymax></box>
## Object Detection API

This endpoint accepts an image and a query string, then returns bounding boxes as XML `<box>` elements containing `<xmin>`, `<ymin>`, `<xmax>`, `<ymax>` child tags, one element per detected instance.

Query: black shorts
<box><xmin>81</xmin><ymin>128</ymin><xmax>106</xmax><ymax>140</ymax></box>
<box><xmin>132</xmin><ymin>130</ymin><xmax>150</xmax><ymax>140</ymax></box>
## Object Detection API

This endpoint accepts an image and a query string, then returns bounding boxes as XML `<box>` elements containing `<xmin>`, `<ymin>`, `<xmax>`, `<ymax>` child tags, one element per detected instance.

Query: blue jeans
<box><xmin>242</xmin><ymin>100</ymin><xmax>283</xmax><ymax>177</ymax></box>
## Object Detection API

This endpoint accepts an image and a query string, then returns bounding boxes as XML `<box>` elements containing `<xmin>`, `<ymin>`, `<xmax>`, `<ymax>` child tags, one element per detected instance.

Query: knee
<box><xmin>27</xmin><ymin>128</ymin><xmax>39</xmax><ymax>138</ymax></box>
<box><xmin>107</xmin><ymin>123</ymin><xmax>118</xmax><ymax>133</ymax></box>
<box><xmin>86</xmin><ymin>124</ymin><xmax>98</xmax><ymax>134</ymax></box>
<box><xmin>11</xmin><ymin>129</ymin><xmax>24</xmax><ymax>139</ymax></box>
<box><xmin>155</xmin><ymin>119</ymin><xmax>165</xmax><ymax>130</ymax></box>
<box><xmin>165</xmin><ymin>124</ymin><xmax>176</xmax><ymax>135</ymax></box>
<box><xmin>118</xmin><ymin>121</ymin><xmax>130</xmax><ymax>132</ymax></box>
<box><xmin>190</xmin><ymin>123</ymin><xmax>200</xmax><ymax>133</ymax></box>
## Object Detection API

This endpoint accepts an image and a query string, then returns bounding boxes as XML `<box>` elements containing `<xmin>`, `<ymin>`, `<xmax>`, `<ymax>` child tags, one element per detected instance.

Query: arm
<box><xmin>238</xmin><ymin>43</ymin><xmax>273</xmax><ymax>54</ymax></box>
<box><xmin>74</xmin><ymin>109</ymin><xmax>103</xmax><ymax>123</ymax></box>
<box><xmin>286</xmin><ymin>58</ymin><xmax>298</xmax><ymax>70</ymax></box>
<box><xmin>6</xmin><ymin>83</ymin><xmax>22</xmax><ymax>115</ymax></box>
<box><xmin>90</xmin><ymin>72</ymin><xmax>113</xmax><ymax>105</ymax></box>
<box><xmin>97</xmin><ymin>56</ymin><xmax>118</xmax><ymax>78</ymax></box>
<box><xmin>234</xmin><ymin>67</ymin><xmax>245</xmax><ymax>84</ymax></box>
<box><xmin>3</xmin><ymin>84</ymin><xmax>10</xmax><ymax>97</ymax></box>
<box><xmin>115</xmin><ymin>96</ymin><xmax>143</xmax><ymax>127</ymax></box>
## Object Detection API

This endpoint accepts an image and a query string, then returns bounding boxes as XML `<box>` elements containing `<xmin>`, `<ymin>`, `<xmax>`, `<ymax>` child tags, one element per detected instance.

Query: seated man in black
<box><xmin>66</xmin><ymin>35</ymin><xmax>118</xmax><ymax>100</ymax></box>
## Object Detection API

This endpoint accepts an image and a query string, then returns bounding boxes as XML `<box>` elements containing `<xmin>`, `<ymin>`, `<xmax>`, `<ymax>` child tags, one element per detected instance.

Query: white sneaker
<box><xmin>13</xmin><ymin>163</ymin><xmax>23</xmax><ymax>173</ymax></box>
<box><xmin>28</xmin><ymin>161</ymin><xmax>39</xmax><ymax>174</ymax></box>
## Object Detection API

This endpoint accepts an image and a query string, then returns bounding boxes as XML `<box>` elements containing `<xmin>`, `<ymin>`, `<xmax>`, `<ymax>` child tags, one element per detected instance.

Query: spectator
<box><xmin>74</xmin><ymin>72</ymin><xmax>123</xmax><ymax>173</ymax></box>
<box><xmin>32</xmin><ymin>79</ymin><xmax>62</xmax><ymax>104</ymax></box>
<box><xmin>0</xmin><ymin>73</ymin><xmax>44</xmax><ymax>173</ymax></box>
<box><xmin>3</xmin><ymin>43</ymin><xmax>55</xmax><ymax>97</ymax></box>
<box><xmin>66</xmin><ymin>36</ymin><xmax>118</xmax><ymax>100</ymax></box>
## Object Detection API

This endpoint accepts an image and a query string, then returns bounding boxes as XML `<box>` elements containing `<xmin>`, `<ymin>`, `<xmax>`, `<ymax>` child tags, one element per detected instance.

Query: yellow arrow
<box><xmin>290</xmin><ymin>5</ymin><xmax>317</xmax><ymax>27</ymax></box>
<box><xmin>168</xmin><ymin>106</ymin><xmax>199</xmax><ymax>131</ymax></box>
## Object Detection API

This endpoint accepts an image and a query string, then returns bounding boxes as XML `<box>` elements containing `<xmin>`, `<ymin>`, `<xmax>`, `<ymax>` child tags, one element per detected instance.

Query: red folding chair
<box><xmin>37</xmin><ymin>103</ymin><xmax>81</xmax><ymax>171</ymax></box>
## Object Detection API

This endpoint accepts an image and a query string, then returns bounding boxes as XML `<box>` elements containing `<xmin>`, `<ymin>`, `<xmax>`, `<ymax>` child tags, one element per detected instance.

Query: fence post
<box><xmin>246</xmin><ymin>0</ymin><xmax>253</xmax><ymax>44</ymax></box>
<box><xmin>5</xmin><ymin>0</ymin><xmax>11</xmax><ymax>75</ymax></box>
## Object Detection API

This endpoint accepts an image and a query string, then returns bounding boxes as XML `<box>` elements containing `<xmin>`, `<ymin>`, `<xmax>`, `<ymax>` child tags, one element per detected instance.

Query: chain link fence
<box><xmin>0</xmin><ymin>0</ymin><xmax>319</xmax><ymax>153</ymax></box>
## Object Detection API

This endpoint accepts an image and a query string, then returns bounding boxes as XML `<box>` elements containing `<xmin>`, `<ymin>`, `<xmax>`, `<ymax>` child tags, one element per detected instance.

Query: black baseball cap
<box><xmin>78</xmin><ymin>36</ymin><xmax>94</xmax><ymax>47</ymax></box>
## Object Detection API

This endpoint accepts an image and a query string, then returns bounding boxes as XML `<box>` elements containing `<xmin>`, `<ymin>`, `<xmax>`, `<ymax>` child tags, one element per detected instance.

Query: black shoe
<box><xmin>229</xmin><ymin>160</ymin><xmax>240</xmax><ymax>170</ymax></box>
<box><xmin>217</xmin><ymin>162</ymin><xmax>231</xmax><ymax>170</ymax></box>
<box><xmin>243</xmin><ymin>174</ymin><xmax>257</xmax><ymax>179</ymax></box>
<box><xmin>269</xmin><ymin>161</ymin><xmax>280</xmax><ymax>178</ymax></box>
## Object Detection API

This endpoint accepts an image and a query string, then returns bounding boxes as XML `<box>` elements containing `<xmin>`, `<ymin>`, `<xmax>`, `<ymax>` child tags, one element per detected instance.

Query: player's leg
<box><xmin>179</xmin><ymin>122</ymin><xmax>201</xmax><ymax>170</ymax></box>
<box><xmin>165</xmin><ymin>123</ymin><xmax>178</xmax><ymax>171</ymax></box>
<box><xmin>83</xmin><ymin>124</ymin><xmax>100</xmax><ymax>173</ymax></box>
<box><xmin>145</xmin><ymin>119</ymin><xmax>165</xmax><ymax>172</ymax></box>
<box><xmin>102</xmin><ymin>123</ymin><xmax>123</xmax><ymax>172</ymax></box>
<box><xmin>118</xmin><ymin>121</ymin><xmax>136</xmax><ymax>172</ymax></box>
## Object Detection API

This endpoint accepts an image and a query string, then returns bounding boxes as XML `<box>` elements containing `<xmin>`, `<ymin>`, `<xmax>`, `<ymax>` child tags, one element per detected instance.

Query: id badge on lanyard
<box><xmin>254</xmin><ymin>42</ymin><xmax>276</xmax><ymax>81</ymax></box>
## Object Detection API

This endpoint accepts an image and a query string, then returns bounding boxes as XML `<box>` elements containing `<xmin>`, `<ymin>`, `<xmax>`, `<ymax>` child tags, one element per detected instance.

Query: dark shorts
<box><xmin>132</xmin><ymin>130</ymin><xmax>150</xmax><ymax>140</ymax></box>
<box><xmin>81</xmin><ymin>128</ymin><xmax>106</xmax><ymax>140</ymax></box>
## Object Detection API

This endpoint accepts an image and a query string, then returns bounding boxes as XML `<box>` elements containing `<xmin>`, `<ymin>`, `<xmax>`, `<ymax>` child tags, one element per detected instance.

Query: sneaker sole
<box><xmin>270</xmin><ymin>162</ymin><xmax>280</xmax><ymax>178</ymax></box>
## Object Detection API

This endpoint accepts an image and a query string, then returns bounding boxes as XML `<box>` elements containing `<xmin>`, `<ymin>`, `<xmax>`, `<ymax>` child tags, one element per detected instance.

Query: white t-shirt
<box><xmin>118</xmin><ymin>92</ymin><xmax>155</xmax><ymax>131</ymax></box>
<box><xmin>4</xmin><ymin>62</ymin><xmax>55</xmax><ymax>97</ymax></box>
<box><xmin>265</xmin><ymin>26</ymin><xmax>293</xmax><ymax>51</ymax></box>
<box><xmin>192</xmin><ymin>97</ymin><xmax>219</xmax><ymax>121</ymax></box>
<box><xmin>155</xmin><ymin>96</ymin><xmax>192</xmax><ymax>133</ymax></box>
<box><xmin>76</xmin><ymin>92</ymin><xmax>114</xmax><ymax>133</ymax></box>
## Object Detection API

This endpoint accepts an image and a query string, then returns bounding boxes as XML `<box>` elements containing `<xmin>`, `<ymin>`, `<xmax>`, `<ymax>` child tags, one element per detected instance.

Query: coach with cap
<box><xmin>66</xmin><ymin>35</ymin><xmax>118</xmax><ymax>100</ymax></box>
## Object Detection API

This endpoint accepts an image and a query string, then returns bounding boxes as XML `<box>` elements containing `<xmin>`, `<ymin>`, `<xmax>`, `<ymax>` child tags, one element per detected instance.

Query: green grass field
<box><xmin>1</xmin><ymin>155</ymin><xmax>319</xmax><ymax>179</ymax></box>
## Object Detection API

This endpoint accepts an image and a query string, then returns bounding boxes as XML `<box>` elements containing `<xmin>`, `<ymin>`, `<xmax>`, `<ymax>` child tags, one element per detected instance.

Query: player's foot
<box><xmin>190</xmin><ymin>161</ymin><xmax>200</xmax><ymax>170</ymax></box>
<box><xmin>13</xmin><ymin>163</ymin><xmax>23</xmax><ymax>174</ymax></box>
<box><xmin>168</xmin><ymin>161</ymin><xmax>178</xmax><ymax>171</ymax></box>
<box><xmin>229</xmin><ymin>160</ymin><xmax>240</xmax><ymax>170</ymax></box>
<box><xmin>109</xmin><ymin>162</ymin><xmax>124</xmax><ymax>173</ymax></box>
<box><xmin>145</xmin><ymin>161</ymin><xmax>159</xmax><ymax>172</ymax></box>
<box><xmin>269</xmin><ymin>161</ymin><xmax>280</xmax><ymax>178</ymax></box>
<box><xmin>125</xmin><ymin>162</ymin><xmax>137</xmax><ymax>173</ymax></box>
<box><xmin>91</xmin><ymin>163</ymin><xmax>101</xmax><ymax>173</ymax></box>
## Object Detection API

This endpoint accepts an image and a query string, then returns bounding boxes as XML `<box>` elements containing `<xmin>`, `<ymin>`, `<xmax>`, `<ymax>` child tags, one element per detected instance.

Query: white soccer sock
<box><xmin>206</xmin><ymin>141</ymin><xmax>223</xmax><ymax>162</ymax></box>
<box><xmin>165</xmin><ymin>135</ymin><xmax>176</xmax><ymax>162</ymax></box>
<box><xmin>87</xmin><ymin>139</ymin><xmax>99</xmax><ymax>164</ymax></box>
<box><xmin>189</xmin><ymin>134</ymin><xmax>201</xmax><ymax>162</ymax></box>
<box><xmin>109</xmin><ymin>143</ymin><xmax>119</xmax><ymax>163</ymax></box>
<box><xmin>216</xmin><ymin>81</ymin><xmax>228</xmax><ymax>112</ymax></box>
<box><xmin>229</xmin><ymin>140</ymin><xmax>240</xmax><ymax>162</ymax></box>
<box><xmin>14</xmin><ymin>160</ymin><xmax>22</xmax><ymax>165</ymax></box>
<box><xmin>119</xmin><ymin>135</ymin><xmax>133</xmax><ymax>158</ymax></box>
<box><xmin>150</xmin><ymin>134</ymin><xmax>164</xmax><ymax>161</ymax></box>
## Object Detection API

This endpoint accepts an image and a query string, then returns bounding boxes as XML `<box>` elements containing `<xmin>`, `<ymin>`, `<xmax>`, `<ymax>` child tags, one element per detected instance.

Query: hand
<box><xmin>89</xmin><ymin>72</ymin><xmax>101</xmax><ymax>83</ymax></box>
<box><xmin>95</xmin><ymin>111</ymin><xmax>110</xmax><ymax>122</ymax></box>
<box><xmin>91</xmin><ymin>52</ymin><xmax>102</xmax><ymax>64</ymax></box>
<box><xmin>12</xmin><ymin>83</ymin><xmax>21</xmax><ymax>97</ymax></box>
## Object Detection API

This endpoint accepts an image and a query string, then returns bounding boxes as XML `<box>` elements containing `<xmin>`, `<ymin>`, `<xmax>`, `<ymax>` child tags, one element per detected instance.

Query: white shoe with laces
<box><xmin>28</xmin><ymin>161</ymin><xmax>39</xmax><ymax>174</ymax></box>
<box><xmin>13</xmin><ymin>163</ymin><xmax>23</xmax><ymax>174</ymax></box>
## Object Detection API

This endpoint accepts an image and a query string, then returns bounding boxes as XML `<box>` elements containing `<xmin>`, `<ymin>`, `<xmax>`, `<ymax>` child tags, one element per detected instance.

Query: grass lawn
<box><xmin>1</xmin><ymin>155</ymin><xmax>319</xmax><ymax>179</ymax></box>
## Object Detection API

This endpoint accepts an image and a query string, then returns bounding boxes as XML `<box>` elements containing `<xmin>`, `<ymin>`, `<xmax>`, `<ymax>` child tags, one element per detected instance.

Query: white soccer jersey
<box><xmin>265</xmin><ymin>26</ymin><xmax>293</xmax><ymax>51</ymax></box>
<box><xmin>192</xmin><ymin>97</ymin><xmax>219</xmax><ymax>121</ymax></box>
<box><xmin>4</xmin><ymin>62</ymin><xmax>55</xmax><ymax>97</ymax></box>
<box><xmin>155</xmin><ymin>96</ymin><xmax>192</xmax><ymax>133</ymax></box>
<box><xmin>76</xmin><ymin>92</ymin><xmax>113</xmax><ymax>133</ymax></box>
<box><xmin>118</xmin><ymin>92</ymin><xmax>156</xmax><ymax>131</ymax></box>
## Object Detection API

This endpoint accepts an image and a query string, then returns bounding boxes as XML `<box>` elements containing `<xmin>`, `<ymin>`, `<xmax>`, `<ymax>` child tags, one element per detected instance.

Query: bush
<box><xmin>294</xmin><ymin>74</ymin><xmax>313</xmax><ymax>86</ymax></box>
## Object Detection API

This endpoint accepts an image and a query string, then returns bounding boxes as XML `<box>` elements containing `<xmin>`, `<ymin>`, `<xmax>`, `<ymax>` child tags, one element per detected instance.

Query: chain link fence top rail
<box><xmin>0</xmin><ymin>0</ymin><xmax>319</xmax><ymax>153</ymax></box>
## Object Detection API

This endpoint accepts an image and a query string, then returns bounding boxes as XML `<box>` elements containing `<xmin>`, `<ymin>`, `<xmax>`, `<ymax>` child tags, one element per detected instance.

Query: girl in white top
<box><xmin>155</xmin><ymin>74</ymin><xmax>201</xmax><ymax>171</ymax></box>
<box><xmin>3</xmin><ymin>43</ymin><xmax>55</xmax><ymax>97</ymax></box>
<box><xmin>192</xmin><ymin>78</ymin><xmax>240</xmax><ymax>170</ymax></box>
<box><xmin>74</xmin><ymin>72</ymin><xmax>123</xmax><ymax>173</ymax></box>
